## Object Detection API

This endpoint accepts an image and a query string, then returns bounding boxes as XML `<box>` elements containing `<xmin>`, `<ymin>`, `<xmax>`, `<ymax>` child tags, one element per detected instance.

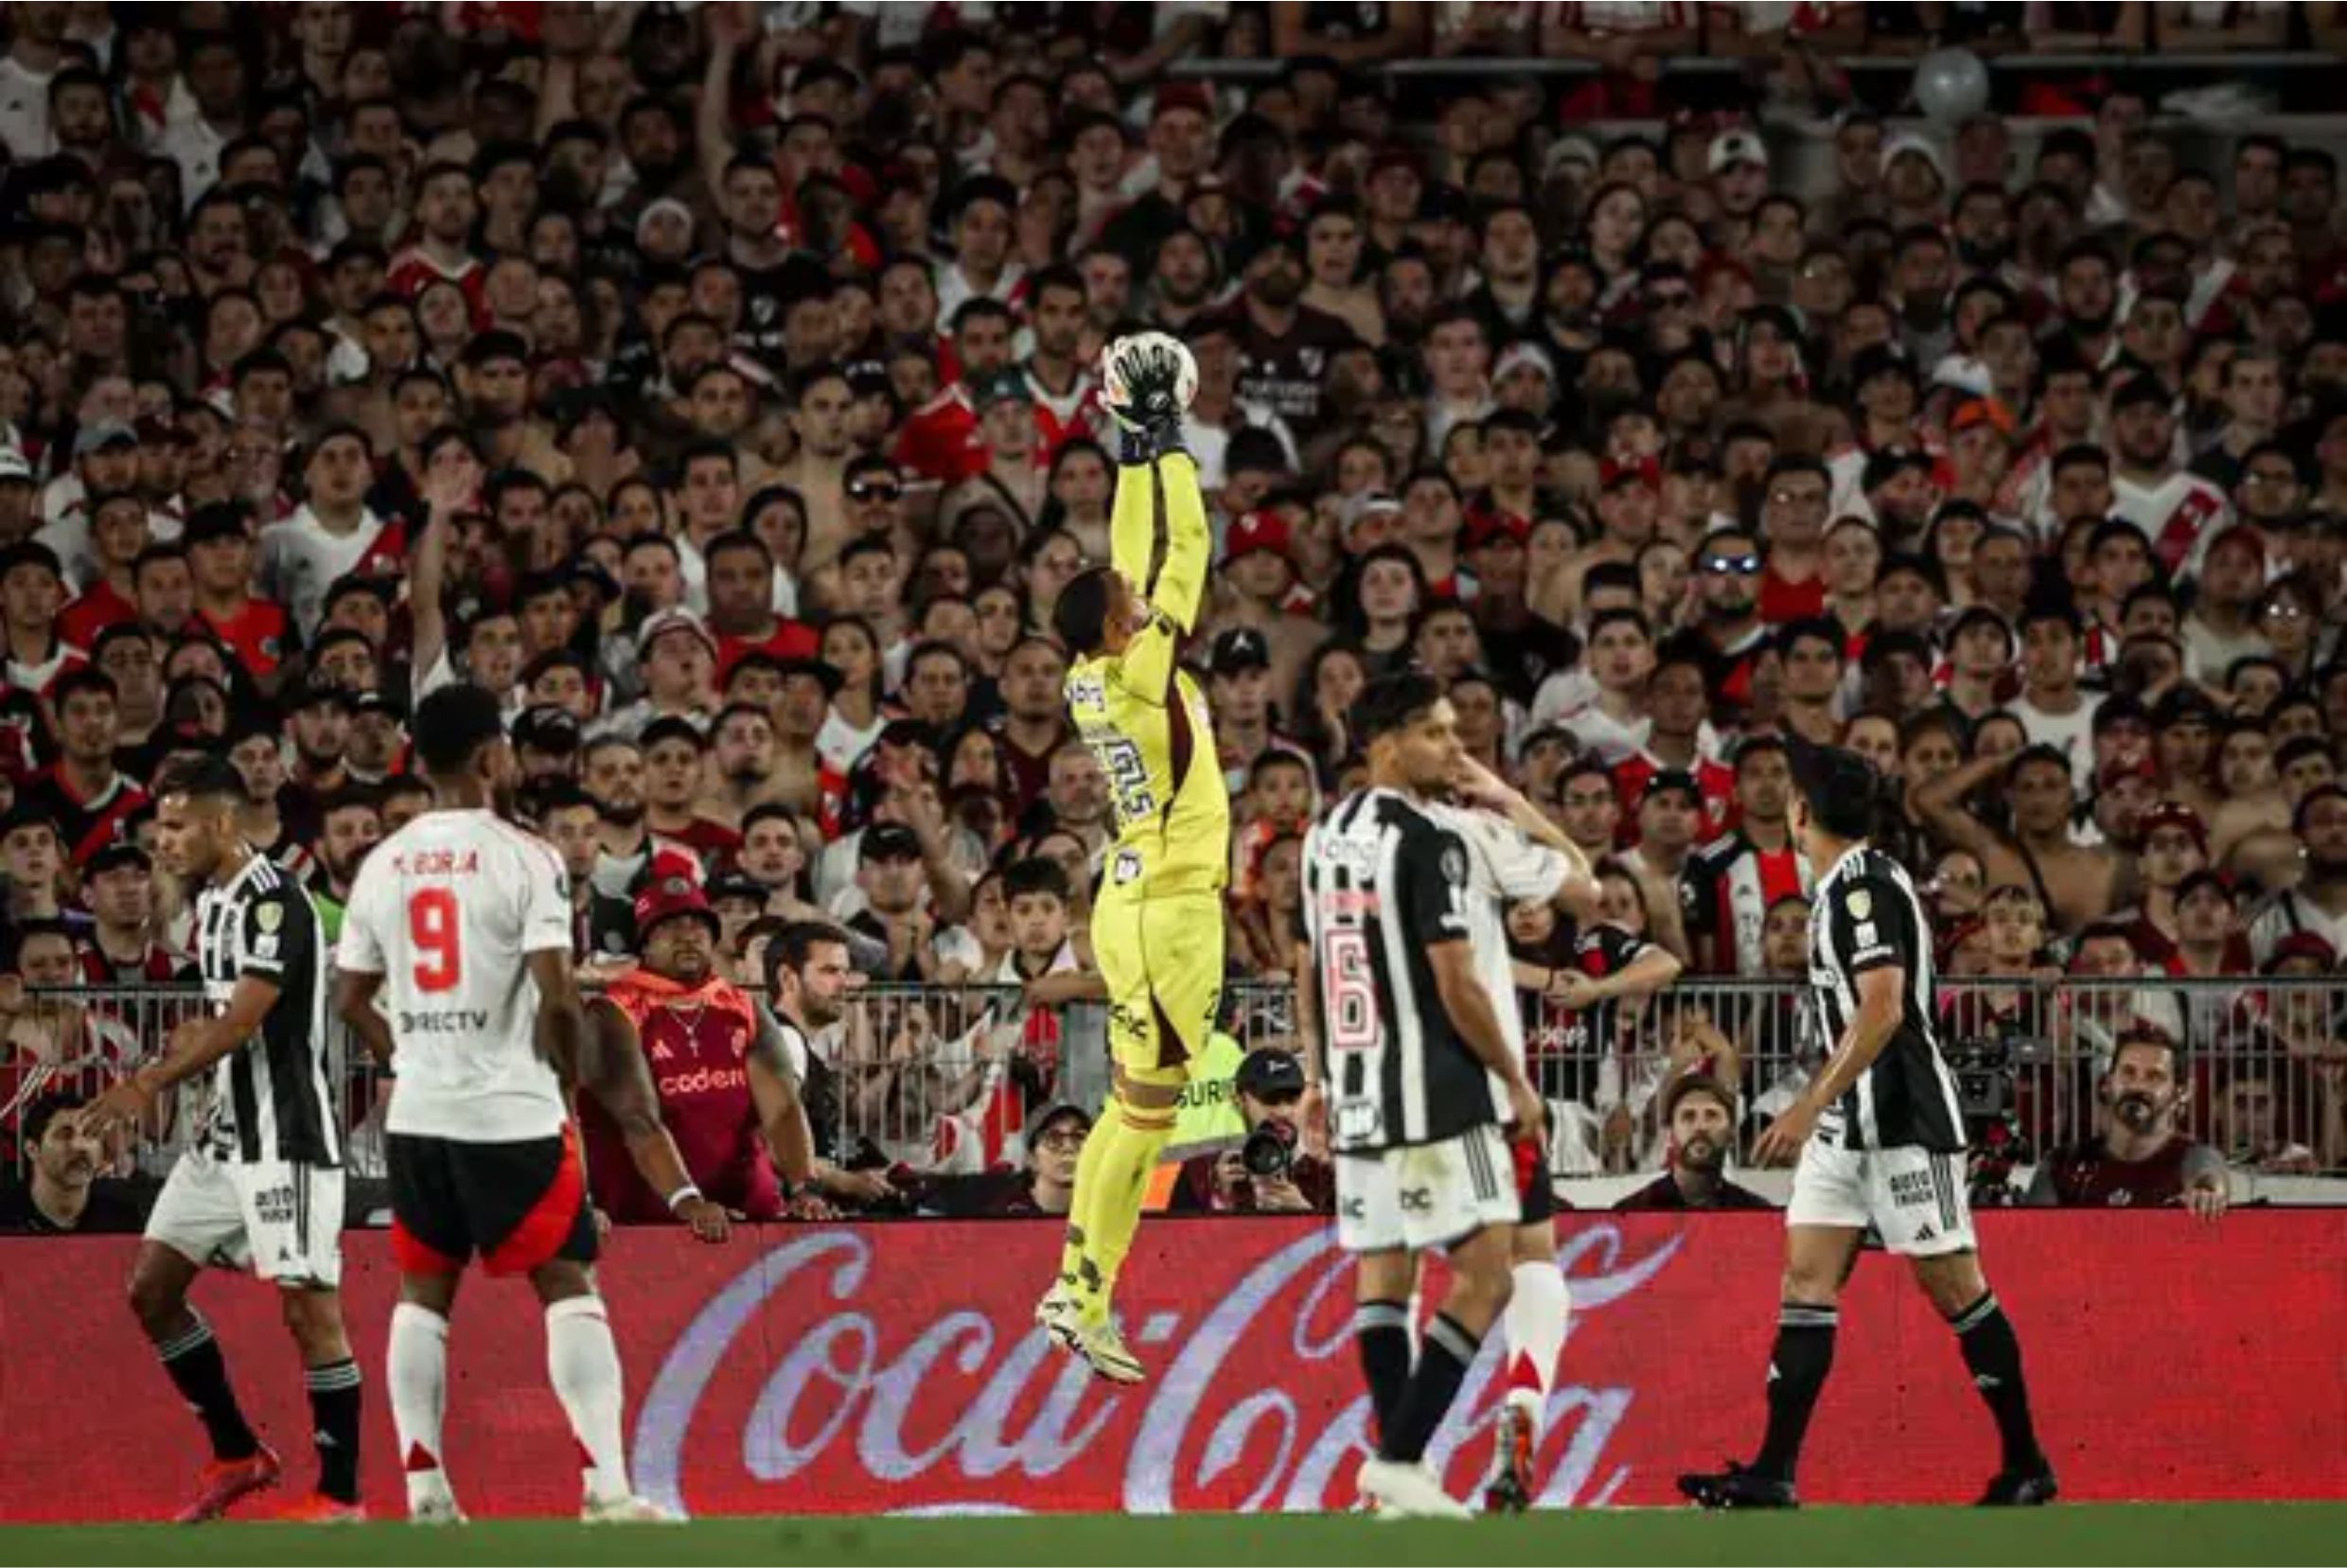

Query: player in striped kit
<box><xmin>1302</xmin><ymin>672</ymin><xmax>1547</xmax><ymax>1520</ymax></box>
<box><xmin>83</xmin><ymin>755</ymin><xmax>362</xmax><ymax>1523</ymax></box>
<box><xmin>1681</xmin><ymin>743</ymin><xmax>2056</xmax><ymax>1509</ymax></box>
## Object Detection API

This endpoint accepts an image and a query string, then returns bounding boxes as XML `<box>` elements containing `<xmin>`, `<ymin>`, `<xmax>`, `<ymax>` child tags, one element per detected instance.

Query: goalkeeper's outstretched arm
<box><xmin>1150</xmin><ymin>451</ymin><xmax>1209</xmax><ymax>634</ymax></box>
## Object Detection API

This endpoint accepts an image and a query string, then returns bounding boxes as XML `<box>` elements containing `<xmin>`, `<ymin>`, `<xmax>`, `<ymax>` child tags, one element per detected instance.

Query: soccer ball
<box><xmin>1104</xmin><ymin>330</ymin><xmax>1199</xmax><ymax>414</ymax></box>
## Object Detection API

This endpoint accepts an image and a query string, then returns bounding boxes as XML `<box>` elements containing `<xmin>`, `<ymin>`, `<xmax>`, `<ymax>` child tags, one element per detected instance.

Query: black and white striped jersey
<box><xmin>192</xmin><ymin>851</ymin><xmax>341</xmax><ymax>1167</ymax></box>
<box><xmin>1303</xmin><ymin>787</ymin><xmax>1498</xmax><ymax>1154</ymax></box>
<box><xmin>1806</xmin><ymin>843</ymin><xmax>1966</xmax><ymax>1153</ymax></box>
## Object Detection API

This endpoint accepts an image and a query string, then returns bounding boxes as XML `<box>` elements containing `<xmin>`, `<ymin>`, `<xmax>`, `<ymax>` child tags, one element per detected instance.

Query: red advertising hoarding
<box><xmin>1</xmin><ymin>1212</ymin><xmax>2340</xmax><ymax>1521</ymax></box>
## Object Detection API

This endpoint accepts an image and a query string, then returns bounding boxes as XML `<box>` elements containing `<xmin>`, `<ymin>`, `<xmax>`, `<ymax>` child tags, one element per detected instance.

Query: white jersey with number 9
<box><xmin>336</xmin><ymin>807</ymin><xmax>575</xmax><ymax>1142</ymax></box>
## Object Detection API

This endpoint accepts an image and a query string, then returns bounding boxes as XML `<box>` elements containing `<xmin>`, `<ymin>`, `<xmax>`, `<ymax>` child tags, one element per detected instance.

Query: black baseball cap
<box><xmin>1025</xmin><ymin>1099</ymin><xmax>1094</xmax><ymax>1146</ymax></box>
<box><xmin>706</xmin><ymin>871</ymin><xmax>768</xmax><ymax>906</ymax></box>
<box><xmin>858</xmin><ymin>822</ymin><xmax>924</xmax><ymax>863</ymax></box>
<box><xmin>286</xmin><ymin>679</ymin><xmax>355</xmax><ymax>714</ymax></box>
<box><xmin>84</xmin><ymin>841</ymin><xmax>151</xmax><ymax>876</ymax></box>
<box><xmin>351</xmin><ymin>689</ymin><xmax>404</xmax><ymax>722</ymax></box>
<box><xmin>1234</xmin><ymin>1048</ymin><xmax>1306</xmax><ymax>1100</ymax></box>
<box><xmin>1641</xmin><ymin>768</ymin><xmax>1703</xmax><ymax>808</ymax></box>
<box><xmin>1209</xmin><ymin>626</ymin><xmax>1270</xmax><ymax>676</ymax></box>
<box><xmin>513</xmin><ymin>705</ymin><xmax>582</xmax><ymax>753</ymax></box>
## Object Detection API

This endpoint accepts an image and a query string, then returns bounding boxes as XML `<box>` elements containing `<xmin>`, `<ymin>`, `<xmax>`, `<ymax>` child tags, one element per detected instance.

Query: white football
<box><xmin>1105</xmin><ymin>331</ymin><xmax>1200</xmax><ymax>413</ymax></box>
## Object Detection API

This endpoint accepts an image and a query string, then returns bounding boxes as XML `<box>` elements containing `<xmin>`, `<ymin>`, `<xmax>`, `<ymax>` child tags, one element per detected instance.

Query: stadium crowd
<box><xmin>2</xmin><ymin>0</ymin><xmax>2346</xmax><ymax>1234</ymax></box>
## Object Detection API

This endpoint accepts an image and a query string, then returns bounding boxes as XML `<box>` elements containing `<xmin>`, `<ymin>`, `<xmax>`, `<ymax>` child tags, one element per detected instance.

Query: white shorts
<box><xmin>1335</xmin><ymin>1123</ymin><xmax>1521</xmax><ymax>1255</ymax></box>
<box><xmin>145</xmin><ymin>1147</ymin><xmax>344</xmax><ymax>1289</ymax></box>
<box><xmin>1787</xmin><ymin>1128</ymin><xmax>1975</xmax><ymax>1258</ymax></box>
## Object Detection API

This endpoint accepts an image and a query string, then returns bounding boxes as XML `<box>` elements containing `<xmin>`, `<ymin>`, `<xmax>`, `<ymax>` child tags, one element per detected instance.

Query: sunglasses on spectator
<box><xmin>1703</xmin><ymin>554</ymin><xmax>1762</xmax><ymax>575</ymax></box>
<box><xmin>848</xmin><ymin>479</ymin><xmax>903</xmax><ymax>502</ymax></box>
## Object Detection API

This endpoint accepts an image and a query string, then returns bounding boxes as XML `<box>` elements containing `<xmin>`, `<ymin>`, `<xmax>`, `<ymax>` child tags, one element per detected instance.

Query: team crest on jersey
<box><xmin>1440</xmin><ymin>845</ymin><xmax>1467</xmax><ymax>886</ymax></box>
<box><xmin>1844</xmin><ymin>888</ymin><xmax>1871</xmax><ymax>920</ymax></box>
<box><xmin>256</xmin><ymin>902</ymin><xmax>283</xmax><ymax>933</ymax></box>
<box><xmin>1113</xmin><ymin>848</ymin><xmax>1143</xmax><ymax>884</ymax></box>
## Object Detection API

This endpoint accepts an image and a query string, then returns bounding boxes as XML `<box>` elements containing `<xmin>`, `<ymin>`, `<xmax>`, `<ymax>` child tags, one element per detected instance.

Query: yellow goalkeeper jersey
<box><xmin>1065</xmin><ymin>452</ymin><xmax>1231</xmax><ymax>901</ymax></box>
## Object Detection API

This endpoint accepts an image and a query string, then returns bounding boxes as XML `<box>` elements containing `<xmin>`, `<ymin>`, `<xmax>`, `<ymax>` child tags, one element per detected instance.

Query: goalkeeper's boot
<box><xmin>174</xmin><ymin>1443</ymin><xmax>282</xmax><ymax>1524</ymax></box>
<box><xmin>582</xmin><ymin>1493</ymin><xmax>684</xmax><ymax>1524</ymax></box>
<box><xmin>1977</xmin><ymin>1461</ymin><xmax>2059</xmax><ymax>1506</ymax></box>
<box><xmin>1677</xmin><ymin>1459</ymin><xmax>1797</xmax><ymax>1509</ymax></box>
<box><xmin>1099</xmin><ymin>336</ymin><xmax>1189</xmax><ymax>463</ymax></box>
<box><xmin>1356</xmin><ymin>1457</ymin><xmax>1473</xmax><ymax>1522</ymax></box>
<box><xmin>1482</xmin><ymin>1403</ymin><xmax>1534</xmax><ymax>1514</ymax></box>
<box><xmin>1066</xmin><ymin>1313</ymin><xmax>1147</xmax><ymax>1384</ymax></box>
<box><xmin>1033</xmin><ymin>1282</ymin><xmax>1082</xmax><ymax>1349</ymax></box>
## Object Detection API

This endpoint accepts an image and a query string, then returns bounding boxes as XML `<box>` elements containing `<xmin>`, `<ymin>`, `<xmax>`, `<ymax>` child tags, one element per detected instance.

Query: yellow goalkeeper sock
<box><xmin>1056</xmin><ymin>1113</ymin><xmax>1116</xmax><ymax>1296</ymax></box>
<box><xmin>1071</xmin><ymin>1097</ymin><xmax>1177</xmax><ymax>1324</ymax></box>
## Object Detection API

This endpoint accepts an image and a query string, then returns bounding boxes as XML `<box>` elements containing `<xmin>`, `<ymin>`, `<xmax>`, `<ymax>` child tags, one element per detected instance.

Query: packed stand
<box><xmin>0</xmin><ymin>1</ymin><xmax>2344</xmax><ymax>1233</ymax></box>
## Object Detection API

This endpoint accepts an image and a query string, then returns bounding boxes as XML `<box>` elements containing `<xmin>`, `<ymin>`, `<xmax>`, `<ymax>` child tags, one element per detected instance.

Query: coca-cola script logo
<box><xmin>630</xmin><ymin>1223</ymin><xmax>1684</xmax><ymax>1515</ymax></box>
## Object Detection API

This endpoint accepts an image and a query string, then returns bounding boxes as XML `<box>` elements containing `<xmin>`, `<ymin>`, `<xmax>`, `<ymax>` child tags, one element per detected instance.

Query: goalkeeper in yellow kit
<box><xmin>1035</xmin><ymin>334</ymin><xmax>1229</xmax><ymax>1383</ymax></box>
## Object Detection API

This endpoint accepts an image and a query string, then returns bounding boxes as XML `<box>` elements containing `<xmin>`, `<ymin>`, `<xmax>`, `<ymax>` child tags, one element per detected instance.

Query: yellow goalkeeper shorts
<box><xmin>1091</xmin><ymin>887</ymin><xmax>1225</xmax><ymax>1090</ymax></box>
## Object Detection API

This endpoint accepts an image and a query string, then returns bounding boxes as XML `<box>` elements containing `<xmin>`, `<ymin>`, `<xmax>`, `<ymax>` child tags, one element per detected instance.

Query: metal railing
<box><xmin>817</xmin><ymin>977</ymin><xmax>2347</xmax><ymax>1184</ymax></box>
<box><xmin>7</xmin><ymin>976</ymin><xmax>2343</xmax><ymax>1200</ymax></box>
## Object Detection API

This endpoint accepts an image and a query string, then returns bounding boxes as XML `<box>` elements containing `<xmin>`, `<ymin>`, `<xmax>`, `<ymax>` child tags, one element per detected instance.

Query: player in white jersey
<box><xmin>335</xmin><ymin>684</ymin><xmax>729</xmax><ymax>1525</ymax></box>
<box><xmin>1438</xmin><ymin>758</ymin><xmax>1675</xmax><ymax>1510</ymax></box>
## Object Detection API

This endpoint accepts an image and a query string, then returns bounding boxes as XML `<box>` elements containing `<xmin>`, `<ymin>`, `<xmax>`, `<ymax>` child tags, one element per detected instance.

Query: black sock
<box><xmin>155</xmin><ymin>1312</ymin><xmax>260</xmax><ymax>1462</ymax></box>
<box><xmin>1353</xmin><ymin>1300</ymin><xmax>1413</xmax><ymax>1446</ymax></box>
<box><xmin>305</xmin><ymin>1358</ymin><xmax>363</xmax><ymax>1504</ymax></box>
<box><xmin>1753</xmin><ymin>1303</ymin><xmax>1838</xmax><ymax>1483</ymax></box>
<box><xmin>1379</xmin><ymin>1312</ymin><xmax>1482</xmax><ymax>1464</ymax></box>
<box><xmin>1950</xmin><ymin>1293</ymin><xmax>2043</xmax><ymax>1471</ymax></box>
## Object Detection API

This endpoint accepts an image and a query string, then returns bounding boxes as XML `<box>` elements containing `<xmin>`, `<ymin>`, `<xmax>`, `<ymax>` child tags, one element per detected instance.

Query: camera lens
<box><xmin>1241</xmin><ymin>1119</ymin><xmax>1296</xmax><ymax>1178</ymax></box>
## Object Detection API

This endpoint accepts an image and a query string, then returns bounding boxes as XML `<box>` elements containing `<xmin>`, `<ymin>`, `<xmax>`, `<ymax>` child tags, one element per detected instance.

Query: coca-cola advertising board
<box><xmin>1</xmin><ymin>1212</ymin><xmax>2339</xmax><ymax>1521</ymax></box>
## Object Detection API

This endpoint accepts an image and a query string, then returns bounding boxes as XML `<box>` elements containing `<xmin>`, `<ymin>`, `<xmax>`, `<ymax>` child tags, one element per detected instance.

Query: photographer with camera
<box><xmin>1168</xmin><ymin>1048</ymin><xmax>1330</xmax><ymax>1215</ymax></box>
<box><xmin>2024</xmin><ymin>1030</ymin><xmax>2228</xmax><ymax>1220</ymax></box>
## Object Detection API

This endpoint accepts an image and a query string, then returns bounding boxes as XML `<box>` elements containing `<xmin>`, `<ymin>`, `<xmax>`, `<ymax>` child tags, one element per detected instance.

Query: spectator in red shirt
<box><xmin>706</xmin><ymin>531</ymin><xmax>818</xmax><ymax>683</ymax></box>
<box><xmin>77</xmin><ymin>841</ymin><xmax>185</xmax><ymax>985</ymax></box>
<box><xmin>1757</xmin><ymin>456</ymin><xmax>1832</xmax><ymax>623</ymax></box>
<box><xmin>185</xmin><ymin>503</ymin><xmax>291</xmax><ymax>685</ymax></box>
<box><xmin>386</xmin><ymin>161</ymin><xmax>484</xmax><ymax>304</ymax></box>
<box><xmin>23</xmin><ymin>668</ymin><xmax>146</xmax><ymax>867</ymax></box>
<box><xmin>642</xmin><ymin>716</ymin><xmax>743</xmax><ymax>872</ymax></box>
<box><xmin>56</xmin><ymin>491</ymin><xmax>150</xmax><ymax>649</ymax></box>
<box><xmin>581</xmin><ymin>876</ymin><xmax>817</xmax><ymax>1224</ymax></box>
<box><xmin>2025</xmin><ymin>1031</ymin><xmax>2229</xmax><ymax>1218</ymax></box>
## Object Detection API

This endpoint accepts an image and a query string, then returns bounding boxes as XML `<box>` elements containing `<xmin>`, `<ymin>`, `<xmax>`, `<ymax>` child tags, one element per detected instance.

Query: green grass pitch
<box><xmin>1</xmin><ymin>1505</ymin><xmax>2340</xmax><ymax>1566</ymax></box>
